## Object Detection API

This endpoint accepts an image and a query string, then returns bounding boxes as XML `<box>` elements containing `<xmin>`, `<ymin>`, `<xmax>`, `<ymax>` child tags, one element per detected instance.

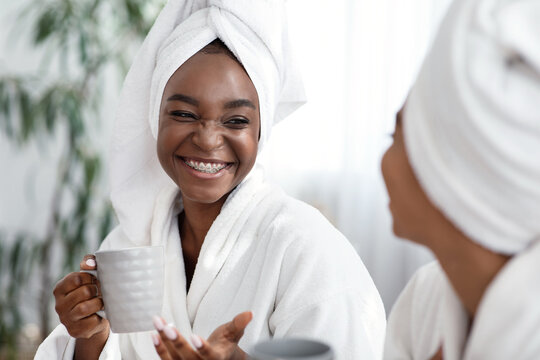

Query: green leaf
<box><xmin>79</xmin><ymin>31</ymin><xmax>88</xmax><ymax>64</ymax></box>
<box><xmin>83</xmin><ymin>155</ymin><xmax>100</xmax><ymax>188</ymax></box>
<box><xmin>0</xmin><ymin>79</ymin><xmax>15</xmax><ymax>138</ymax></box>
<box><xmin>8</xmin><ymin>237</ymin><xmax>23</xmax><ymax>275</ymax></box>
<box><xmin>42</xmin><ymin>89</ymin><xmax>58</xmax><ymax>133</ymax></box>
<box><xmin>34</xmin><ymin>7</ymin><xmax>59</xmax><ymax>45</ymax></box>
<box><xmin>18</xmin><ymin>88</ymin><xmax>34</xmax><ymax>142</ymax></box>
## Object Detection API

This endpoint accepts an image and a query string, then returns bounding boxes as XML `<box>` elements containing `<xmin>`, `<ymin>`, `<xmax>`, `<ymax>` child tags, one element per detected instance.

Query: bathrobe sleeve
<box><xmin>34</xmin><ymin>325</ymin><xmax>121</xmax><ymax>360</ymax></box>
<box><xmin>34</xmin><ymin>227</ymin><xmax>132</xmax><ymax>360</ymax></box>
<box><xmin>383</xmin><ymin>262</ymin><xmax>444</xmax><ymax>360</ymax></box>
<box><xmin>34</xmin><ymin>325</ymin><xmax>76</xmax><ymax>360</ymax></box>
<box><xmin>267</xmin><ymin>200</ymin><xmax>386</xmax><ymax>359</ymax></box>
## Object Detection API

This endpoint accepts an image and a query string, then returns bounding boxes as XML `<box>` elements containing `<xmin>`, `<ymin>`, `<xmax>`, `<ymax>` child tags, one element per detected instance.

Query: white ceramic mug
<box><xmin>83</xmin><ymin>246</ymin><xmax>164</xmax><ymax>333</ymax></box>
<box><xmin>251</xmin><ymin>338</ymin><xmax>334</xmax><ymax>360</ymax></box>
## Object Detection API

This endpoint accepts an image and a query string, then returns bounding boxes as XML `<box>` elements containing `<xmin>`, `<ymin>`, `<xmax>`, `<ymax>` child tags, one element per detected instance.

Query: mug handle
<box><xmin>80</xmin><ymin>269</ymin><xmax>107</xmax><ymax>319</ymax></box>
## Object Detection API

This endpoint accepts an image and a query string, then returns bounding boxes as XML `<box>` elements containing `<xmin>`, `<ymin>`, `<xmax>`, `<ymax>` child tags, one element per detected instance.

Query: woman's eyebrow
<box><xmin>166</xmin><ymin>94</ymin><xmax>255</xmax><ymax>110</ymax></box>
<box><xmin>224</xmin><ymin>99</ymin><xmax>256</xmax><ymax>110</ymax></box>
<box><xmin>167</xmin><ymin>93</ymin><xmax>199</xmax><ymax>106</ymax></box>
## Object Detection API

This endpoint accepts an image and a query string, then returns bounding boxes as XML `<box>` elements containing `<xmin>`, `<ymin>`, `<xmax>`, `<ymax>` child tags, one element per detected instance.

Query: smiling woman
<box><xmin>157</xmin><ymin>43</ymin><xmax>260</xmax><ymax>207</ymax></box>
<box><xmin>34</xmin><ymin>1</ymin><xmax>386</xmax><ymax>360</ymax></box>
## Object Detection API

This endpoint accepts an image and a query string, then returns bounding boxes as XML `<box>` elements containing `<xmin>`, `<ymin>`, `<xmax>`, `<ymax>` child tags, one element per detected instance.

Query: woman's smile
<box><xmin>176</xmin><ymin>155</ymin><xmax>234</xmax><ymax>178</ymax></box>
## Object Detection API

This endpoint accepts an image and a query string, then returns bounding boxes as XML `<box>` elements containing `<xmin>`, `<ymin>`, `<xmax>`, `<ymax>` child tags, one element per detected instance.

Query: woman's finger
<box><xmin>197</xmin><ymin>312</ymin><xmax>252</xmax><ymax>360</ymax></box>
<box><xmin>80</xmin><ymin>254</ymin><xmax>97</xmax><ymax>270</ymax></box>
<box><xmin>163</xmin><ymin>324</ymin><xmax>198</xmax><ymax>360</ymax></box>
<box><xmin>70</xmin><ymin>296</ymin><xmax>105</xmax><ymax>321</ymax></box>
<box><xmin>191</xmin><ymin>334</ymin><xmax>217</xmax><ymax>360</ymax></box>
<box><xmin>153</xmin><ymin>316</ymin><xmax>199</xmax><ymax>360</ymax></box>
<box><xmin>152</xmin><ymin>331</ymin><xmax>174</xmax><ymax>360</ymax></box>
<box><xmin>54</xmin><ymin>272</ymin><xmax>95</xmax><ymax>299</ymax></box>
<box><xmin>63</xmin><ymin>284</ymin><xmax>100</xmax><ymax>311</ymax></box>
<box><xmin>225</xmin><ymin>311</ymin><xmax>253</xmax><ymax>343</ymax></box>
<box><xmin>153</xmin><ymin>317</ymin><xmax>179</xmax><ymax>359</ymax></box>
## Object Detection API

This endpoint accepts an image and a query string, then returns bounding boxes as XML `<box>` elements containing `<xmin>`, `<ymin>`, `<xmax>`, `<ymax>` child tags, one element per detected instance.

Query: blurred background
<box><xmin>0</xmin><ymin>0</ymin><xmax>450</xmax><ymax>358</ymax></box>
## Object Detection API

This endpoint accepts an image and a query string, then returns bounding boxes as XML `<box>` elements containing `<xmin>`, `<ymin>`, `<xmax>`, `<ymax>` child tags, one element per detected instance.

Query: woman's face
<box><xmin>381</xmin><ymin>108</ymin><xmax>445</xmax><ymax>245</ymax></box>
<box><xmin>157</xmin><ymin>51</ymin><xmax>260</xmax><ymax>205</ymax></box>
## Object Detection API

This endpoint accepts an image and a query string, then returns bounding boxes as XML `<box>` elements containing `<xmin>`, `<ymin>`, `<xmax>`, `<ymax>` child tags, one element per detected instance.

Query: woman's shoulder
<box><xmin>253</xmin><ymin>186</ymin><xmax>363</xmax><ymax>262</ymax></box>
<box><xmin>384</xmin><ymin>261</ymin><xmax>446</xmax><ymax>359</ymax></box>
<box><xmin>259</xmin><ymin>188</ymin><xmax>374</xmax><ymax>286</ymax></box>
<box><xmin>261</xmin><ymin>189</ymin><xmax>343</xmax><ymax>240</ymax></box>
<box><xmin>408</xmin><ymin>261</ymin><xmax>445</xmax><ymax>291</ymax></box>
<box><xmin>391</xmin><ymin>261</ymin><xmax>446</xmax><ymax>321</ymax></box>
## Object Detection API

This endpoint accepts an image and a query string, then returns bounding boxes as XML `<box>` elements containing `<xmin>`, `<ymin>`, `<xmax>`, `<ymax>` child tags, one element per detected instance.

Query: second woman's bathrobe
<box><xmin>384</xmin><ymin>240</ymin><xmax>540</xmax><ymax>360</ymax></box>
<box><xmin>36</xmin><ymin>166</ymin><xmax>386</xmax><ymax>359</ymax></box>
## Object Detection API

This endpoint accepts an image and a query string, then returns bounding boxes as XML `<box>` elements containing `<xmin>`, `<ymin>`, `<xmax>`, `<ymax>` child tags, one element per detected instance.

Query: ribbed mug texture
<box><xmin>96</xmin><ymin>246</ymin><xmax>164</xmax><ymax>333</ymax></box>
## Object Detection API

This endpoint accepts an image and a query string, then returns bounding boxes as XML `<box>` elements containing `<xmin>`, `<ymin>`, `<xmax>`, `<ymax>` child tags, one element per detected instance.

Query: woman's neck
<box><xmin>180</xmin><ymin>195</ymin><xmax>228</xmax><ymax>252</ymax></box>
<box><xmin>179</xmin><ymin>195</ymin><xmax>229</xmax><ymax>291</ymax></box>
<box><xmin>427</xmin><ymin>221</ymin><xmax>510</xmax><ymax>319</ymax></box>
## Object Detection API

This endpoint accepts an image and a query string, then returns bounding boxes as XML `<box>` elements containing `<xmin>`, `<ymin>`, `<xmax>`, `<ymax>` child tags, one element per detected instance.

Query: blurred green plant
<box><xmin>0</xmin><ymin>0</ymin><xmax>163</xmax><ymax>357</ymax></box>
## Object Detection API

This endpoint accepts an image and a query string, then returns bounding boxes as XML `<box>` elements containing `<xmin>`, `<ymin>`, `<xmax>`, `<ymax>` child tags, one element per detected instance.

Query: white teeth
<box><xmin>184</xmin><ymin>159</ymin><xmax>227</xmax><ymax>174</ymax></box>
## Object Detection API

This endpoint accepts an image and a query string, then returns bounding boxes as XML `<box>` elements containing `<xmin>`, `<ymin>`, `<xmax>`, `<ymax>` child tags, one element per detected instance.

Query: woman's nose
<box><xmin>191</xmin><ymin>122</ymin><xmax>224</xmax><ymax>151</ymax></box>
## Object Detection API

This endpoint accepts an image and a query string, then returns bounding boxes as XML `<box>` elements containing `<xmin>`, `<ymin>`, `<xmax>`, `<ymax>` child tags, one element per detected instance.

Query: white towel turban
<box><xmin>108</xmin><ymin>0</ymin><xmax>305</xmax><ymax>244</ymax></box>
<box><xmin>403</xmin><ymin>0</ymin><xmax>540</xmax><ymax>255</ymax></box>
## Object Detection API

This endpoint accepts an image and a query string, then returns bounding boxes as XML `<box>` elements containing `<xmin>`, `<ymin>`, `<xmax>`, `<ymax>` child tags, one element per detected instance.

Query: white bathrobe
<box><xmin>384</xmin><ymin>240</ymin><xmax>540</xmax><ymax>360</ymax></box>
<box><xmin>36</xmin><ymin>166</ymin><xmax>386</xmax><ymax>359</ymax></box>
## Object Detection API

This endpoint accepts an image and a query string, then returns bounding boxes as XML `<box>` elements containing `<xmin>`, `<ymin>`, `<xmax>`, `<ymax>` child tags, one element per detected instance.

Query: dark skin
<box><xmin>53</xmin><ymin>254</ymin><xmax>109</xmax><ymax>360</ymax></box>
<box><xmin>53</xmin><ymin>48</ymin><xmax>260</xmax><ymax>360</ymax></box>
<box><xmin>381</xmin><ymin>109</ymin><xmax>511</xmax><ymax>359</ymax></box>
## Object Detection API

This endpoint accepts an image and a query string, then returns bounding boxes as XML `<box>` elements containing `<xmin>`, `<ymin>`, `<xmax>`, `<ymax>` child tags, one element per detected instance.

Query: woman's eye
<box><xmin>225</xmin><ymin>118</ymin><xmax>249</xmax><ymax>127</ymax></box>
<box><xmin>170</xmin><ymin>111</ymin><xmax>196</xmax><ymax>120</ymax></box>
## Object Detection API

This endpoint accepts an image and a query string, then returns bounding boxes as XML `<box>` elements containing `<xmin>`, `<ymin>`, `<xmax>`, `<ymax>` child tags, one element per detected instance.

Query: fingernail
<box><xmin>152</xmin><ymin>316</ymin><xmax>165</xmax><ymax>331</ymax></box>
<box><xmin>151</xmin><ymin>332</ymin><xmax>160</xmax><ymax>346</ymax></box>
<box><xmin>86</xmin><ymin>259</ymin><xmax>96</xmax><ymax>267</ymax></box>
<box><xmin>191</xmin><ymin>334</ymin><xmax>203</xmax><ymax>349</ymax></box>
<box><xmin>163</xmin><ymin>325</ymin><xmax>177</xmax><ymax>340</ymax></box>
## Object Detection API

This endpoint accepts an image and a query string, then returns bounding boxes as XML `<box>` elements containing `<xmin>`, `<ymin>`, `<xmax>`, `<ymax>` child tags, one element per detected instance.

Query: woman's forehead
<box><xmin>163</xmin><ymin>52</ymin><xmax>259</xmax><ymax>105</ymax></box>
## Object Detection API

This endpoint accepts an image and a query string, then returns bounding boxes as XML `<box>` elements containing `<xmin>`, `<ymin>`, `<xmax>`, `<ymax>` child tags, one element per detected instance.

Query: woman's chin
<box><xmin>392</xmin><ymin>221</ymin><xmax>410</xmax><ymax>240</ymax></box>
<box><xmin>181</xmin><ymin>189</ymin><xmax>230</xmax><ymax>206</ymax></box>
<box><xmin>392</xmin><ymin>222</ymin><xmax>427</xmax><ymax>249</ymax></box>
<box><xmin>392</xmin><ymin>222</ymin><xmax>403</xmax><ymax>238</ymax></box>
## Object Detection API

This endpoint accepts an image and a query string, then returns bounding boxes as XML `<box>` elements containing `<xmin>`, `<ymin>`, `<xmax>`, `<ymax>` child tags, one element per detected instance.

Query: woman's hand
<box><xmin>152</xmin><ymin>311</ymin><xmax>253</xmax><ymax>360</ymax></box>
<box><xmin>53</xmin><ymin>254</ymin><xmax>110</xmax><ymax>359</ymax></box>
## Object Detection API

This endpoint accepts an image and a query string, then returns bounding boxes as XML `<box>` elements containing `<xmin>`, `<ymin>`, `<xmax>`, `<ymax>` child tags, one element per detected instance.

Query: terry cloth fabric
<box><xmin>109</xmin><ymin>0</ymin><xmax>306</xmax><ymax>246</ymax></box>
<box><xmin>35</xmin><ymin>165</ymin><xmax>387</xmax><ymax>360</ymax></box>
<box><xmin>403</xmin><ymin>0</ymin><xmax>540</xmax><ymax>255</ymax></box>
<box><xmin>384</xmin><ymin>240</ymin><xmax>540</xmax><ymax>359</ymax></box>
